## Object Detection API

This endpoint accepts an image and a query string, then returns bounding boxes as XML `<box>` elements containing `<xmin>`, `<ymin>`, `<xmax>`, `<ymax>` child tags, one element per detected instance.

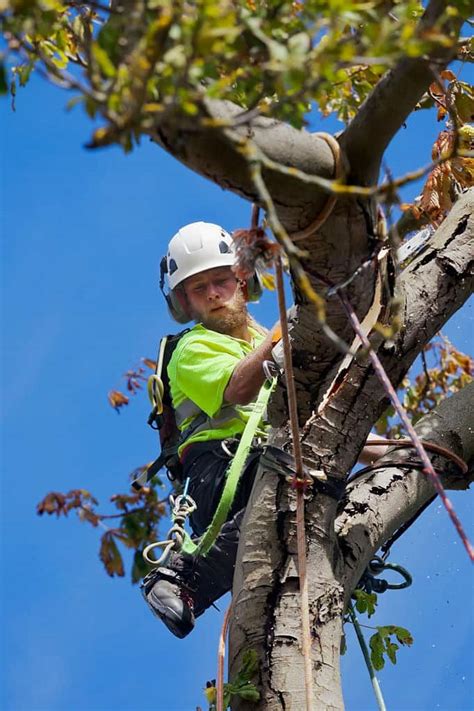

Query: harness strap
<box><xmin>177</xmin><ymin>402</ymin><xmax>243</xmax><ymax>437</ymax></box>
<box><xmin>181</xmin><ymin>378</ymin><xmax>276</xmax><ymax>557</ymax></box>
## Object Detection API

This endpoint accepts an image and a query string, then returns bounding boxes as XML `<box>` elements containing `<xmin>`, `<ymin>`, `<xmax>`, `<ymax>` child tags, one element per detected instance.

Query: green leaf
<box><xmin>131</xmin><ymin>550</ymin><xmax>149</xmax><ymax>584</ymax></box>
<box><xmin>91</xmin><ymin>44</ymin><xmax>116</xmax><ymax>78</ymax></box>
<box><xmin>353</xmin><ymin>589</ymin><xmax>378</xmax><ymax>617</ymax></box>
<box><xmin>369</xmin><ymin>632</ymin><xmax>385</xmax><ymax>671</ymax></box>
<box><xmin>386</xmin><ymin>639</ymin><xmax>399</xmax><ymax>665</ymax></box>
<box><xmin>66</xmin><ymin>95</ymin><xmax>84</xmax><ymax>112</ymax></box>
<box><xmin>236</xmin><ymin>685</ymin><xmax>260</xmax><ymax>702</ymax></box>
<box><xmin>394</xmin><ymin>626</ymin><xmax>414</xmax><ymax>647</ymax></box>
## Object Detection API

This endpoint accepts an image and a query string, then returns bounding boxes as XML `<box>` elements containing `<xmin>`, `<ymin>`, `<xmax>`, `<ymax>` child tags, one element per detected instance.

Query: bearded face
<box><xmin>181</xmin><ymin>266</ymin><xmax>249</xmax><ymax>337</ymax></box>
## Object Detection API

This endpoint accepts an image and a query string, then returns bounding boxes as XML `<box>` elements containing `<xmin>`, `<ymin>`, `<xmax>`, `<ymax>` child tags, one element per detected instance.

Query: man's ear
<box><xmin>238</xmin><ymin>279</ymin><xmax>249</xmax><ymax>302</ymax></box>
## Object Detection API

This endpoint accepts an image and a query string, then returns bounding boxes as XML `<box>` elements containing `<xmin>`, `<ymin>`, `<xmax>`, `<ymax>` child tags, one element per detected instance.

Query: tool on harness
<box><xmin>356</xmin><ymin>555</ymin><xmax>412</xmax><ymax>594</ymax></box>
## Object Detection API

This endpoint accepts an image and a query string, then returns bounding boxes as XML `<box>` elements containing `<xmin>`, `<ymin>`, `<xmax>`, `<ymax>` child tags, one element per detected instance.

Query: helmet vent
<box><xmin>218</xmin><ymin>240</ymin><xmax>231</xmax><ymax>254</ymax></box>
<box><xmin>168</xmin><ymin>258</ymin><xmax>178</xmax><ymax>275</ymax></box>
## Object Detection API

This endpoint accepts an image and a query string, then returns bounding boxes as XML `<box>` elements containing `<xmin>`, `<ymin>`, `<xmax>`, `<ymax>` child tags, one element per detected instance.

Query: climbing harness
<box><xmin>182</xmin><ymin>377</ymin><xmax>275</xmax><ymax>558</ymax></box>
<box><xmin>132</xmin><ymin>330</ymin><xmax>189</xmax><ymax>490</ymax></box>
<box><xmin>142</xmin><ymin>375</ymin><xmax>276</xmax><ymax>565</ymax></box>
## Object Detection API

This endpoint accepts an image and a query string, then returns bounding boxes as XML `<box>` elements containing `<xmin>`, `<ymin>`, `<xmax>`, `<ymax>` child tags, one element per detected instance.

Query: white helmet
<box><xmin>160</xmin><ymin>221</ymin><xmax>262</xmax><ymax>323</ymax></box>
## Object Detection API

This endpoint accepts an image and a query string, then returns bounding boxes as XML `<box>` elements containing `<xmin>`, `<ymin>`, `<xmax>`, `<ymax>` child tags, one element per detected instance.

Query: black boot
<box><xmin>141</xmin><ymin>552</ymin><xmax>197</xmax><ymax>639</ymax></box>
<box><xmin>141</xmin><ymin>510</ymin><xmax>243</xmax><ymax>638</ymax></box>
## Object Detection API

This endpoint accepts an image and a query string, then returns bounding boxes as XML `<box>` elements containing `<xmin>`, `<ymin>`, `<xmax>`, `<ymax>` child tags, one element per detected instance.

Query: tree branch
<box><xmin>337</xmin><ymin>382</ymin><xmax>474</xmax><ymax>597</ymax></box>
<box><xmin>340</xmin><ymin>0</ymin><xmax>463</xmax><ymax>184</ymax></box>
<box><xmin>146</xmin><ymin>99</ymin><xmax>337</xmax><ymax>233</ymax></box>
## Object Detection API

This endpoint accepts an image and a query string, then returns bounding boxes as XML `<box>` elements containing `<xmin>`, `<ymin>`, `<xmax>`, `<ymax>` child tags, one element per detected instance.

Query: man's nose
<box><xmin>207</xmin><ymin>282</ymin><xmax>220</xmax><ymax>300</ymax></box>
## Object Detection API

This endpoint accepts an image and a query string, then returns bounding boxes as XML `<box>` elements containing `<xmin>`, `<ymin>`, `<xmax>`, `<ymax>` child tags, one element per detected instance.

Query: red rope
<box><xmin>275</xmin><ymin>256</ymin><xmax>315</xmax><ymax>710</ymax></box>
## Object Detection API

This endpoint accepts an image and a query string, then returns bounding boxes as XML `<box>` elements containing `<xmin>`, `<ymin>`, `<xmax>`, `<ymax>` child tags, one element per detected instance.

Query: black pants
<box><xmin>183</xmin><ymin>439</ymin><xmax>261</xmax><ymax>536</ymax></box>
<box><xmin>174</xmin><ymin>439</ymin><xmax>262</xmax><ymax>616</ymax></box>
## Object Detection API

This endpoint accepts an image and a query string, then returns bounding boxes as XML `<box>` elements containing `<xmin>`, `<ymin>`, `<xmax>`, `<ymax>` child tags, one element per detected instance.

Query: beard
<box><xmin>197</xmin><ymin>288</ymin><xmax>249</xmax><ymax>336</ymax></box>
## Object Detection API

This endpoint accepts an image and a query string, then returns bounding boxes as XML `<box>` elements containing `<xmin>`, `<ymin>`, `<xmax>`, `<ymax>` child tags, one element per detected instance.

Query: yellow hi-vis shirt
<box><xmin>167</xmin><ymin>323</ymin><xmax>268</xmax><ymax>455</ymax></box>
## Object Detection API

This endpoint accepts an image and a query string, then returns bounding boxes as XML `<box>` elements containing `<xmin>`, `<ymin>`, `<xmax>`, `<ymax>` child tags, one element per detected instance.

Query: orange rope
<box><xmin>290</xmin><ymin>132</ymin><xmax>344</xmax><ymax>242</ymax></box>
<box><xmin>275</xmin><ymin>256</ymin><xmax>314</xmax><ymax>711</ymax></box>
<box><xmin>216</xmin><ymin>603</ymin><xmax>232</xmax><ymax>711</ymax></box>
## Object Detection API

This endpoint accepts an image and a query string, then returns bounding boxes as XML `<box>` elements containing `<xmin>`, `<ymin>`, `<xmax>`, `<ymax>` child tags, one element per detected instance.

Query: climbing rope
<box><xmin>216</xmin><ymin>603</ymin><xmax>233</xmax><ymax>711</ymax></box>
<box><xmin>274</xmin><ymin>254</ymin><xmax>315</xmax><ymax>711</ymax></box>
<box><xmin>348</xmin><ymin>602</ymin><xmax>387</xmax><ymax>711</ymax></box>
<box><xmin>349</xmin><ymin>555</ymin><xmax>413</xmax><ymax>711</ymax></box>
<box><xmin>142</xmin><ymin>479</ymin><xmax>197</xmax><ymax>565</ymax></box>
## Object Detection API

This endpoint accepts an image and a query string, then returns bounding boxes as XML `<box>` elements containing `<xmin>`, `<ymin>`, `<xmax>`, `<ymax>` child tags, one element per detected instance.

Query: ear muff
<box><xmin>167</xmin><ymin>290</ymin><xmax>192</xmax><ymax>324</ymax></box>
<box><xmin>160</xmin><ymin>255</ymin><xmax>192</xmax><ymax>324</ymax></box>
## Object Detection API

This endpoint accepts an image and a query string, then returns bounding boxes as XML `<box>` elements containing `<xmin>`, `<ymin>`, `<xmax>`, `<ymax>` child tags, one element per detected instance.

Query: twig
<box><xmin>419</xmin><ymin>348</ymin><xmax>432</xmax><ymax>401</ymax></box>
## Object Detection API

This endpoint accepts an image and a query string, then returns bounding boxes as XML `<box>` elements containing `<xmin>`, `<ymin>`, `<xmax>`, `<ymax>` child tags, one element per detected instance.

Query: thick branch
<box><xmin>340</xmin><ymin>0</ymin><xmax>462</xmax><ymax>183</ymax></box>
<box><xmin>146</xmin><ymin>99</ymin><xmax>336</xmax><ymax>232</ymax></box>
<box><xmin>337</xmin><ymin>382</ymin><xmax>474</xmax><ymax>596</ymax></box>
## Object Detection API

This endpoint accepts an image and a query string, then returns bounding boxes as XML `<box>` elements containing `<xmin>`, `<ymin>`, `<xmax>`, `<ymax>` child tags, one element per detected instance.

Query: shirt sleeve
<box><xmin>173</xmin><ymin>335</ymin><xmax>240</xmax><ymax>417</ymax></box>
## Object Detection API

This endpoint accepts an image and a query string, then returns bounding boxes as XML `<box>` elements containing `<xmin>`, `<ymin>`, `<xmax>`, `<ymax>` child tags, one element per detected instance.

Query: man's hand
<box><xmin>358</xmin><ymin>433</ymin><xmax>388</xmax><ymax>465</ymax></box>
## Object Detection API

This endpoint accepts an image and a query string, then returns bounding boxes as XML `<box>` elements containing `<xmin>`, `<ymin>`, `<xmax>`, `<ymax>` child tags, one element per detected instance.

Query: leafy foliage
<box><xmin>402</xmin><ymin>71</ymin><xmax>474</xmax><ymax>227</ymax></box>
<box><xmin>375</xmin><ymin>334</ymin><xmax>473</xmax><ymax>438</ymax></box>
<box><xmin>352</xmin><ymin>588</ymin><xmax>378</xmax><ymax>618</ymax></box>
<box><xmin>204</xmin><ymin>649</ymin><xmax>260</xmax><ymax>710</ymax></box>
<box><xmin>349</xmin><ymin>594</ymin><xmax>414</xmax><ymax>671</ymax></box>
<box><xmin>37</xmin><ymin>483</ymin><xmax>166</xmax><ymax>580</ymax></box>
<box><xmin>2</xmin><ymin>0</ymin><xmax>467</xmax><ymax>150</ymax></box>
<box><xmin>369</xmin><ymin>625</ymin><xmax>414</xmax><ymax>670</ymax></box>
<box><xmin>107</xmin><ymin>357</ymin><xmax>155</xmax><ymax>412</ymax></box>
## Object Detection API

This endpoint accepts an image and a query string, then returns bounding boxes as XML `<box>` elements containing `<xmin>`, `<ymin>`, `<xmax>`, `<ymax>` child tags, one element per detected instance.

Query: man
<box><xmin>142</xmin><ymin>221</ymin><xmax>386</xmax><ymax>638</ymax></box>
<box><xmin>142</xmin><ymin>221</ymin><xmax>279</xmax><ymax>638</ymax></box>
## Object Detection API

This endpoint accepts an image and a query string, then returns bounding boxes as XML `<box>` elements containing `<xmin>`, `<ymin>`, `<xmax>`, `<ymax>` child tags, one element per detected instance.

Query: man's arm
<box><xmin>224</xmin><ymin>331</ymin><xmax>275</xmax><ymax>405</ymax></box>
<box><xmin>358</xmin><ymin>432</ymin><xmax>389</xmax><ymax>464</ymax></box>
<box><xmin>225</xmin><ymin>338</ymin><xmax>389</xmax><ymax>465</ymax></box>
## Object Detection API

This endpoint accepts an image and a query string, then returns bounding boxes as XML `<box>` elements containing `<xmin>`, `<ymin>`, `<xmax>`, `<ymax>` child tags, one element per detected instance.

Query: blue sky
<box><xmin>1</xmin><ymin>73</ymin><xmax>473</xmax><ymax>711</ymax></box>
